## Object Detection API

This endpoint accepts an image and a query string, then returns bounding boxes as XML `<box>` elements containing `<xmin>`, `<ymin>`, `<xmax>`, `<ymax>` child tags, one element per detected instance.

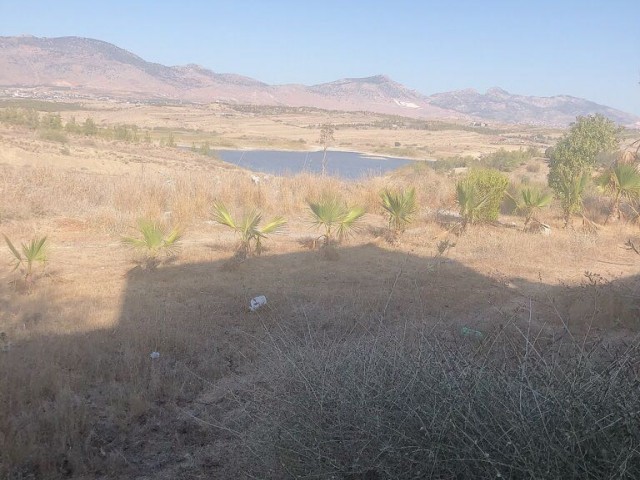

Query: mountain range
<box><xmin>1</xmin><ymin>35</ymin><xmax>637</xmax><ymax>127</ymax></box>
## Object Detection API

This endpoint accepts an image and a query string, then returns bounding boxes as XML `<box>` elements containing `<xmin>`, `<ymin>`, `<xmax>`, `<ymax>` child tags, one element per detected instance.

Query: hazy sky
<box><xmin>2</xmin><ymin>0</ymin><xmax>639</xmax><ymax>114</ymax></box>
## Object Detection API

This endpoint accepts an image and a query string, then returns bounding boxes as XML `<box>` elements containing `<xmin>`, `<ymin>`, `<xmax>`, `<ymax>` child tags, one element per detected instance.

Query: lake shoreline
<box><xmin>209</xmin><ymin>148</ymin><xmax>423</xmax><ymax>180</ymax></box>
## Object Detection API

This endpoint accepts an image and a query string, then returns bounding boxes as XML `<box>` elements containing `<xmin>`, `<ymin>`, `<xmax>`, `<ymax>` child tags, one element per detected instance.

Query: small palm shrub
<box><xmin>556</xmin><ymin>171</ymin><xmax>590</xmax><ymax>227</ymax></box>
<box><xmin>518</xmin><ymin>187</ymin><xmax>553</xmax><ymax>226</ymax></box>
<box><xmin>596</xmin><ymin>163</ymin><xmax>640</xmax><ymax>223</ymax></box>
<box><xmin>380</xmin><ymin>187</ymin><xmax>417</xmax><ymax>234</ymax></box>
<box><xmin>121</xmin><ymin>219</ymin><xmax>182</xmax><ymax>268</ymax></box>
<box><xmin>212</xmin><ymin>202</ymin><xmax>286</xmax><ymax>257</ymax></box>
<box><xmin>3</xmin><ymin>235</ymin><xmax>47</xmax><ymax>282</ymax></box>
<box><xmin>456</xmin><ymin>169</ymin><xmax>508</xmax><ymax>227</ymax></box>
<box><xmin>308</xmin><ymin>195</ymin><xmax>365</xmax><ymax>247</ymax></box>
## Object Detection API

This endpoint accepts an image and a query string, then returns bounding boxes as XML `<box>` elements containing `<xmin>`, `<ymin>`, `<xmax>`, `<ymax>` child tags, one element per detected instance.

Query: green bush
<box><xmin>457</xmin><ymin>169</ymin><xmax>509</xmax><ymax>223</ymax></box>
<box><xmin>480</xmin><ymin>148</ymin><xmax>534</xmax><ymax>172</ymax></box>
<box><xmin>430</xmin><ymin>155</ymin><xmax>475</xmax><ymax>172</ymax></box>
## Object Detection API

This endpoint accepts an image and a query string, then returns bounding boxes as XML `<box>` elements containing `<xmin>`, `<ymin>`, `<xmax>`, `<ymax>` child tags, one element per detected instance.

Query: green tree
<box><xmin>548</xmin><ymin>114</ymin><xmax>619</xmax><ymax>226</ymax></box>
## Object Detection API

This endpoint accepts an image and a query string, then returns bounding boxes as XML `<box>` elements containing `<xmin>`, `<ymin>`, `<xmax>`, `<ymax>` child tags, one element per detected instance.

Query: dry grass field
<box><xmin>1</xmin><ymin>104</ymin><xmax>639</xmax><ymax>478</ymax></box>
<box><xmin>50</xmin><ymin>99</ymin><xmax>558</xmax><ymax>159</ymax></box>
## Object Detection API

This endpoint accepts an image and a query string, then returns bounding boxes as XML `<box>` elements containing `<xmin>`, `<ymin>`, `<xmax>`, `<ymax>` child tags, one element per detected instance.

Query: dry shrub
<box><xmin>238</xmin><ymin>325</ymin><xmax>640</xmax><ymax>479</ymax></box>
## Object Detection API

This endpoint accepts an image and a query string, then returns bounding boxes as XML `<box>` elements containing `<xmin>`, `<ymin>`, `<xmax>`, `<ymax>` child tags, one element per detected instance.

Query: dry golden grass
<box><xmin>54</xmin><ymin>100</ymin><xmax>557</xmax><ymax>160</ymax></box>
<box><xmin>0</xmin><ymin>116</ymin><xmax>639</xmax><ymax>478</ymax></box>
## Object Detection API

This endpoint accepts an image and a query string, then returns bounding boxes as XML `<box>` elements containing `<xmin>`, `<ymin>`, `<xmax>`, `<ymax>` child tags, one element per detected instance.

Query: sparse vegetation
<box><xmin>38</xmin><ymin>128</ymin><xmax>68</xmax><ymax>143</ymax></box>
<box><xmin>0</xmin><ymin>106</ymin><xmax>638</xmax><ymax>479</ymax></box>
<box><xmin>212</xmin><ymin>202</ymin><xmax>286</xmax><ymax>257</ymax></box>
<box><xmin>596</xmin><ymin>162</ymin><xmax>640</xmax><ymax>223</ymax></box>
<box><xmin>318</xmin><ymin>123</ymin><xmax>335</xmax><ymax>175</ymax></box>
<box><xmin>243</xmin><ymin>327</ymin><xmax>640</xmax><ymax>479</ymax></box>
<box><xmin>121</xmin><ymin>219</ymin><xmax>182</xmax><ymax>268</ymax></box>
<box><xmin>456</xmin><ymin>169</ymin><xmax>509</xmax><ymax>226</ymax></box>
<box><xmin>3</xmin><ymin>234</ymin><xmax>47</xmax><ymax>282</ymax></box>
<box><xmin>516</xmin><ymin>186</ymin><xmax>554</xmax><ymax>226</ymax></box>
<box><xmin>480</xmin><ymin>147</ymin><xmax>539</xmax><ymax>172</ymax></box>
<box><xmin>308</xmin><ymin>195</ymin><xmax>365</xmax><ymax>246</ymax></box>
<box><xmin>380</xmin><ymin>187</ymin><xmax>417</xmax><ymax>234</ymax></box>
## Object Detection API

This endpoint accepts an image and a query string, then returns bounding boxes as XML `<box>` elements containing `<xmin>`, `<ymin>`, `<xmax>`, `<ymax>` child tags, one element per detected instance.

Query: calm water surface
<box><xmin>214</xmin><ymin>149</ymin><xmax>415</xmax><ymax>180</ymax></box>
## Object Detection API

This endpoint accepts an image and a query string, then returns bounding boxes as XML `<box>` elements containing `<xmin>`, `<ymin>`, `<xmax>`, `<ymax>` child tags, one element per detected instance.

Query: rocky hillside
<box><xmin>428</xmin><ymin>87</ymin><xmax>638</xmax><ymax>126</ymax></box>
<box><xmin>1</xmin><ymin>35</ymin><xmax>637</xmax><ymax>126</ymax></box>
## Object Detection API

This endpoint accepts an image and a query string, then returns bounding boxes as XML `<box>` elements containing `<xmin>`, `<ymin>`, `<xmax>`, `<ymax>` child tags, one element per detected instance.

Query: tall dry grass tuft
<box><xmin>0</xmin><ymin>164</ymin><xmax>453</xmax><ymax>235</ymax></box>
<box><xmin>238</xmin><ymin>323</ymin><xmax>640</xmax><ymax>479</ymax></box>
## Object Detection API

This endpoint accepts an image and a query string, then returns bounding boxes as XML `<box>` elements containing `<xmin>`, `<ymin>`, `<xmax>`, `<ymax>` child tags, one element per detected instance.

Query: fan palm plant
<box><xmin>456</xmin><ymin>180</ymin><xmax>488</xmax><ymax>228</ymax></box>
<box><xmin>4</xmin><ymin>235</ymin><xmax>47</xmax><ymax>281</ymax></box>
<box><xmin>380</xmin><ymin>187</ymin><xmax>418</xmax><ymax>234</ymax></box>
<box><xmin>596</xmin><ymin>163</ymin><xmax>640</xmax><ymax>223</ymax></box>
<box><xmin>308</xmin><ymin>196</ymin><xmax>365</xmax><ymax>247</ymax></box>
<box><xmin>212</xmin><ymin>202</ymin><xmax>286</xmax><ymax>257</ymax></box>
<box><xmin>518</xmin><ymin>187</ymin><xmax>553</xmax><ymax>226</ymax></box>
<box><xmin>122</xmin><ymin>219</ymin><xmax>182</xmax><ymax>268</ymax></box>
<box><xmin>556</xmin><ymin>170</ymin><xmax>590</xmax><ymax>227</ymax></box>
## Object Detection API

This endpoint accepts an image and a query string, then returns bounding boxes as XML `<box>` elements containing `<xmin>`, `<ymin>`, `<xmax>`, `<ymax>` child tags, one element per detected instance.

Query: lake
<box><xmin>213</xmin><ymin>149</ymin><xmax>415</xmax><ymax>180</ymax></box>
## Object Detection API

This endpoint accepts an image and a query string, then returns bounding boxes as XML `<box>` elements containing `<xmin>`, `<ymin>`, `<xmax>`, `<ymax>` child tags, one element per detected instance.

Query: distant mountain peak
<box><xmin>353</xmin><ymin>74</ymin><xmax>394</xmax><ymax>84</ymax></box>
<box><xmin>486</xmin><ymin>86</ymin><xmax>509</xmax><ymax>96</ymax></box>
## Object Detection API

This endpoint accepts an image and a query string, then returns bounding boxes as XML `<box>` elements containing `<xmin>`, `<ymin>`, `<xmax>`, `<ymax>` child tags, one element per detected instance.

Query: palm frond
<box><xmin>308</xmin><ymin>197</ymin><xmax>343</xmax><ymax>228</ymax></box>
<box><xmin>212</xmin><ymin>202</ymin><xmax>237</xmax><ymax>230</ymax></box>
<box><xmin>4</xmin><ymin>234</ymin><xmax>22</xmax><ymax>271</ymax></box>
<box><xmin>336</xmin><ymin>206</ymin><xmax>366</xmax><ymax>241</ymax></box>
<box><xmin>259</xmin><ymin>216</ymin><xmax>287</xmax><ymax>235</ymax></box>
<box><xmin>23</xmin><ymin>236</ymin><xmax>48</xmax><ymax>265</ymax></box>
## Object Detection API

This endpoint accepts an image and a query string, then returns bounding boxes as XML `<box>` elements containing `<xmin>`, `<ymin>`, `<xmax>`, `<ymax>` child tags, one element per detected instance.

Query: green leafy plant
<box><xmin>122</xmin><ymin>220</ymin><xmax>182</xmax><ymax>268</ymax></box>
<box><xmin>456</xmin><ymin>169</ymin><xmax>508</xmax><ymax>227</ymax></box>
<box><xmin>308</xmin><ymin>196</ymin><xmax>365</xmax><ymax>247</ymax></box>
<box><xmin>4</xmin><ymin>234</ymin><xmax>48</xmax><ymax>281</ymax></box>
<box><xmin>212</xmin><ymin>202</ymin><xmax>286</xmax><ymax>257</ymax></box>
<box><xmin>380</xmin><ymin>187</ymin><xmax>418</xmax><ymax>234</ymax></box>
<box><xmin>596</xmin><ymin>163</ymin><xmax>640</xmax><ymax>223</ymax></box>
<box><xmin>556</xmin><ymin>170</ymin><xmax>590</xmax><ymax>227</ymax></box>
<box><xmin>548</xmin><ymin>114</ymin><xmax>619</xmax><ymax>226</ymax></box>
<box><xmin>517</xmin><ymin>187</ymin><xmax>553</xmax><ymax>226</ymax></box>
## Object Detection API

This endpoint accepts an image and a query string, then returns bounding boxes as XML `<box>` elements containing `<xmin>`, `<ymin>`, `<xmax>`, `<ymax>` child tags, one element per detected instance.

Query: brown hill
<box><xmin>1</xmin><ymin>35</ymin><xmax>637</xmax><ymax>126</ymax></box>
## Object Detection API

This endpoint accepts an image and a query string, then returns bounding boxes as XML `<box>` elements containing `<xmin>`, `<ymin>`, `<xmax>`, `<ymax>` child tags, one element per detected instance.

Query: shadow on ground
<box><xmin>2</xmin><ymin>244</ymin><xmax>639</xmax><ymax>478</ymax></box>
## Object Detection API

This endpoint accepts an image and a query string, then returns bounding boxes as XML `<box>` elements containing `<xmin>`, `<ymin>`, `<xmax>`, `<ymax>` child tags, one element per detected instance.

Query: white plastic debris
<box><xmin>249</xmin><ymin>295</ymin><xmax>267</xmax><ymax>312</ymax></box>
<box><xmin>150</xmin><ymin>351</ymin><xmax>160</xmax><ymax>359</ymax></box>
